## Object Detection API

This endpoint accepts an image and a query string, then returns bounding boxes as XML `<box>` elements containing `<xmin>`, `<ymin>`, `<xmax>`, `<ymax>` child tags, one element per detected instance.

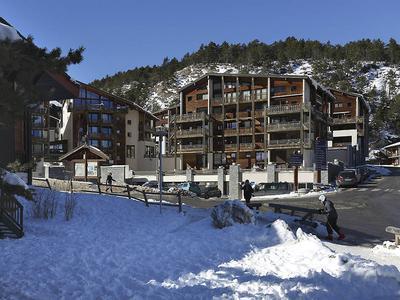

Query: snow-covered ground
<box><xmin>1</xmin><ymin>188</ymin><xmax>399</xmax><ymax>299</ymax></box>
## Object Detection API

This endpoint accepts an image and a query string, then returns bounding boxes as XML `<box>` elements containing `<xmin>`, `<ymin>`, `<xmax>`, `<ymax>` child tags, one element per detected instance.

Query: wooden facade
<box><xmin>168</xmin><ymin>74</ymin><xmax>334</xmax><ymax>170</ymax></box>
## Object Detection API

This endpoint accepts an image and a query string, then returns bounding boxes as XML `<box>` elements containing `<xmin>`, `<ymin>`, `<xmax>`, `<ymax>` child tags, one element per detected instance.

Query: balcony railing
<box><xmin>255</xmin><ymin>127</ymin><xmax>265</xmax><ymax>133</ymax></box>
<box><xmin>174</xmin><ymin>112</ymin><xmax>206</xmax><ymax>123</ymax></box>
<box><xmin>224</xmin><ymin>128</ymin><xmax>237</xmax><ymax>136</ymax></box>
<box><xmin>239</xmin><ymin>128</ymin><xmax>252</xmax><ymax>135</ymax></box>
<box><xmin>224</xmin><ymin>97</ymin><xmax>237</xmax><ymax>105</ymax></box>
<box><xmin>71</xmin><ymin>103</ymin><xmax>128</xmax><ymax>113</ymax></box>
<box><xmin>266</xmin><ymin>104</ymin><xmax>302</xmax><ymax>115</ymax></box>
<box><xmin>177</xmin><ymin>128</ymin><xmax>204</xmax><ymax>137</ymax></box>
<box><xmin>213</xmin><ymin>113</ymin><xmax>224</xmax><ymax>120</ymax></box>
<box><xmin>212</xmin><ymin>98</ymin><xmax>223</xmax><ymax>105</ymax></box>
<box><xmin>238</xmin><ymin>111</ymin><xmax>252</xmax><ymax>118</ymax></box>
<box><xmin>254</xmin><ymin>110</ymin><xmax>265</xmax><ymax>118</ymax></box>
<box><xmin>239</xmin><ymin>95</ymin><xmax>252</xmax><ymax>103</ymax></box>
<box><xmin>267</xmin><ymin>139</ymin><xmax>302</xmax><ymax>149</ymax></box>
<box><xmin>179</xmin><ymin>144</ymin><xmax>205</xmax><ymax>152</ymax></box>
<box><xmin>267</xmin><ymin>122</ymin><xmax>301</xmax><ymax>132</ymax></box>
<box><xmin>239</xmin><ymin>143</ymin><xmax>253</xmax><ymax>150</ymax></box>
<box><xmin>225</xmin><ymin>144</ymin><xmax>237</xmax><ymax>151</ymax></box>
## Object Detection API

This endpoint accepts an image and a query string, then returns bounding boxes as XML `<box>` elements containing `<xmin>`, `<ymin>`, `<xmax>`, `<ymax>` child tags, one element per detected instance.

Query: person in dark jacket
<box><xmin>105</xmin><ymin>172</ymin><xmax>116</xmax><ymax>192</ymax></box>
<box><xmin>241</xmin><ymin>180</ymin><xmax>254</xmax><ymax>204</ymax></box>
<box><xmin>319</xmin><ymin>194</ymin><xmax>345</xmax><ymax>240</ymax></box>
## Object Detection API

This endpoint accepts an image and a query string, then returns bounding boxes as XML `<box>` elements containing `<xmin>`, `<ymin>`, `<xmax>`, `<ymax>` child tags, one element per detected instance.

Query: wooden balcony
<box><xmin>239</xmin><ymin>95</ymin><xmax>252</xmax><ymax>103</ymax></box>
<box><xmin>173</xmin><ymin>112</ymin><xmax>206</xmax><ymax>123</ymax></box>
<box><xmin>71</xmin><ymin>103</ymin><xmax>128</xmax><ymax>113</ymax></box>
<box><xmin>254</xmin><ymin>110</ymin><xmax>265</xmax><ymax>118</ymax></box>
<box><xmin>178</xmin><ymin>144</ymin><xmax>205</xmax><ymax>153</ymax></box>
<box><xmin>267</xmin><ymin>139</ymin><xmax>302</xmax><ymax>149</ymax></box>
<box><xmin>224</xmin><ymin>128</ymin><xmax>237</xmax><ymax>136</ymax></box>
<box><xmin>224</xmin><ymin>97</ymin><xmax>237</xmax><ymax>105</ymax></box>
<box><xmin>267</xmin><ymin>122</ymin><xmax>301</xmax><ymax>132</ymax></box>
<box><xmin>225</xmin><ymin>144</ymin><xmax>237</xmax><ymax>151</ymax></box>
<box><xmin>239</xmin><ymin>128</ymin><xmax>252</xmax><ymax>135</ymax></box>
<box><xmin>266</xmin><ymin>104</ymin><xmax>303</xmax><ymax>115</ymax></box>
<box><xmin>254</xmin><ymin>127</ymin><xmax>265</xmax><ymax>134</ymax></box>
<box><xmin>238</xmin><ymin>111</ymin><xmax>252</xmax><ymax>118</ymax></box>
<box><xmin>332</xmin><ymin>116</ymin><xmax>365</xmax><ymax>125</ymax></box>
<box><xmin>212</xmin><ymin>98</ymin><xmax>223</xmax><ymax>105</ymax></box>
<box><xmin>239</xmin><ymin>143</ymin><xmax>253</xmax><ymax>151</ymax></box>
<box><xmin>176</xmin><ymin>128</ymin><xmax>204</xmax><ymax>138</ymax></box>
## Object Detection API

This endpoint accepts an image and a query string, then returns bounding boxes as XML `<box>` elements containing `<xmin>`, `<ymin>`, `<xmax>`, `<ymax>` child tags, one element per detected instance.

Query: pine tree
<box><xmin>0</xmin><ymin>37</ymin><xmax>84</xmax><ymax>124</ymax></box>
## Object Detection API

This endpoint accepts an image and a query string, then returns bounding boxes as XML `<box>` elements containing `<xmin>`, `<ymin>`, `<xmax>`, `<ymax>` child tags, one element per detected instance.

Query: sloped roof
<box><xmin>0</xmin><ymin>17</ymin><xmax>23</xmax><ymax>41</ymax></box>
<box><xmin>59</xmin><ymin>143</ymin><xmax>109</xmax><ymax>161</ymax></box>
<box><xmin>383</xmin><ymin>141</ymin><xmax>400</xmax><ymax>150</ymax></box>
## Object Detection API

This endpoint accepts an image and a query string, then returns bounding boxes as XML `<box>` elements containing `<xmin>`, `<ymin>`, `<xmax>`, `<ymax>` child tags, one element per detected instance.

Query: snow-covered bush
<box><xmin>64</xmin><ymin>192</ymin><xmax>76</xmax><ymax>221</ymax></box>
<box><xmin>211</xmin><ymin>200</ymin><xmax>255</xmax><ymax>229</ymax></box>
<box><xmin>0</xmin><ymin>169</ymin><xmax>32</xmax><ymax>201</ymax></box>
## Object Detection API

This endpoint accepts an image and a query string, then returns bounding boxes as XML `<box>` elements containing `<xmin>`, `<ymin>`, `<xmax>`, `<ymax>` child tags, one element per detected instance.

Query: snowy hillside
<box><xmin>141</xmin><ymin>60</ymin><xmax>400</xmax><ymax>111</ymax></box>
<box><xmin>1</xmin><ymin>189</ymin><xmax>399</xmax><ymax>299</ymax></box>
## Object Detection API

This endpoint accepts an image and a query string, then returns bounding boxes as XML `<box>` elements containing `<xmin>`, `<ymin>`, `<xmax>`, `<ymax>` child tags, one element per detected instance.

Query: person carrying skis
<box><xmin>105</xmin><ymin>172</ymin><xmax>116</xmax><ymax>192</ymax></box>
<box><xmin>319</xmin><ymin>194</ymin><xmax>345</xmax><ymax>240</ymax></box>
<box><xmin>241</xmin><ymin>179</ymin><xmax>254</xmax><ymax>204</ymax></box>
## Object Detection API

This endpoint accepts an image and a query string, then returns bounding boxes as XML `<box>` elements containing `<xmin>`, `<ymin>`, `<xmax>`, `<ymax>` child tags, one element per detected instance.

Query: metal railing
<box><xmin>225</xmin><ymin>144</ymin><xmax>237</xmax><ymax>150</ymax></box>
<box><xmin>179</xmin><ymin>144</ymin><xmax>204</xmax><ymax>150</ymax></box>
<box><xmin>267</xmin><ymin>122</ymin><xmax>301</xmax><ymax>132</ymax></box>
<box><xmin>239</xmin><ymin>143</ymin><xmax>253</xmax><ymax>149</ymax></box>
<box><xmin>174</xmin><ymin>112</ymin><xmax>206</xmax><ymax>123</ymax></box>
<box><xmin>267</xmin><ymin>104</ymin><xmax>302</xmax><ymax>114</ymax></box>
<box><xmin>177</xmin><ymin>128</ymin><xmax>204</xmax><ymax>137</ymax></box>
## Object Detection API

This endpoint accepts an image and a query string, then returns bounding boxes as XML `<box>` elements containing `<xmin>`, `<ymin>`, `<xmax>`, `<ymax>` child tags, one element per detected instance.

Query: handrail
<box><xmin>0</xmin><ymin>193</ymin><xmax>24</xmax><ymax>238</ymax></box>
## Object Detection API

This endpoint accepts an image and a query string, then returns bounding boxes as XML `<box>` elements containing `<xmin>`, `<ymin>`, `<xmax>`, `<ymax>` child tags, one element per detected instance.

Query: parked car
<box><xmin>254</xmin><ymin>182</ymin><xmax>293</xmax><ymax>196</ymax></box>
<box><xmin>177</xmin><ymin>182</ymin><xmax>201</xmax><ymax>195</ymax></box>
<box><xmin>199</xmin><ymin>186</ymin><xmax>222</xmax><ymax>199</ymax></box>
<box><xmin>142</xmin><ymin>180</ymin><xmax>159</xmax><ymax>189</ymax></box>
<box><xmin>336</xmin><ymin>170</ymin><xmax>358</xmax><ymax>187</ymax></box>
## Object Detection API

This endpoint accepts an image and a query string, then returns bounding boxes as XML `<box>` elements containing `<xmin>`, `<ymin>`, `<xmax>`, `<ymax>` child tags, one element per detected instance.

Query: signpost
<box><xmin>289</xmin><ymin>153</ymin><xmax>303</xmax><ymax>191</ymax></box>
<box><xmin>315</xmin><ymin>138</ymin><xmax>327</xmax><ymax>183</ymax></box>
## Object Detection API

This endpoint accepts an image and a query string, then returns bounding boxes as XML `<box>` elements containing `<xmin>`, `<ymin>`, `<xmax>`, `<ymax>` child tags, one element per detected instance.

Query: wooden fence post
<box><xmin>97</xmin><ymin>181</ymin><xmax>102</xmax><ymax>194</ymax></box>
<box><xmin>126</xmin><ymin>185</ymin><xmax>131</xmax><ymax>199</ymax></box>
<box><xmin>178</xmin><ymin>192</ymin><xmax>182</xmax><ymax>213</ymax></box>
<box><xmin>45</xmin><ymin>179</ymin><xmax>52</xmax><ymax>190</ymax></box>
<box><xmin>70</xmin><ymin>180</ymin><xmax>73</xmax><ymax>193</ymax></box>
<box><xmin>142</xmin><ymin>191</ymin><xmax>149</xmax><ymax>207</ymax></box>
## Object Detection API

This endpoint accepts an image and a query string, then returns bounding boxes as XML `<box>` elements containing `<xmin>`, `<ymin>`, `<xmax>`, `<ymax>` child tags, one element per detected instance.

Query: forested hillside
<box><xmin>91</xmin><ymin>38</ymin><xmax>400</xmax><ymax>146</ymax></box>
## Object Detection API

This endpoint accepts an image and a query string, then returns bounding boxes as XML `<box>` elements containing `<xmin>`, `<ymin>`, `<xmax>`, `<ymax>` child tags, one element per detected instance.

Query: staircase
<box><xmin>0</xmin><ymin>194</ymin><xmax>24</xmax><ymax>239</ymax></box>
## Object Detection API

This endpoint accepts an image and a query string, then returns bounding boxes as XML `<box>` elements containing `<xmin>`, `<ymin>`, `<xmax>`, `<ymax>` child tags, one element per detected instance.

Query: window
<box><xmin>101</xmin><ymin>114</ymin><xmax>112</xmax><ymax>123</ymax></box>
<box><xmin>347</xmin><ymin>103</ymin><xmax>352</xmax><ymax>107</ymax></box>
<box><xmin>145</xmin><ymin>146</ymin><xmax>155</xmax><ymax>158</ymax></box>
<box><xmin>127</xmin><ymin>132</ymin><xmax>132</xmax><ymax>137</ymax></box>
<box><xmin>32</xmin><ymin>143</ymin><xmax>43</xmax><ymax>154</ymax></box>
<box><xmin>335</xmin><ymin>103</ymin><xmax>344</xmax><ymax>108</ymax></box>
<box><xmin>88</xmin><ymin>126</ymin><xmax>99</xmax><ymax>134</ymax></box>
<box><xmin>32</xmin><ymin>130</ymin><xmax>43</xmax><ymax>138</ymax></box>
<box><xmin>88</xmin><ymin>113</ymin><xmax>99</xmax><ymax>122</ymax></box>
<box><xmin>187</xmin><ymin>96</ymin><xmax>192</xmax><ymax>101</ymax></box>
<box><xmin>127</xmin><ymin>145</ymin><xmax>135</xmax><ymax>158</ymax></box>
<box><xmin>89</xmin><ymin>139</ymin><xmax>99</xmax><ymax>147</ymax></box>
<box><xmin>32</xmin><ymin>115</ymin><xmax>44</xmax><ymax>126</ymax></box>
<box><xmin>196</xmin><ymin>93</ymin><xmax>208</xmax><ymax>100</ymax></box>
<box><xmin>101</xmin><ymin>127</ymin><xmax>112</xmax><ymax>136</ymax></box>
<box><xmin>127</xmin><ymin>119</ymin><xmax>132</xmax><ymax>125</ymax></box>
<box><xmin>290</xmin><ymin>85</ymin><xmax>297</xmax><ymax>92</ymax></box>
<box><xmin>101</xmin><ymin>140</ymin><xmax>112</xmax><ymax>149</ymax></box>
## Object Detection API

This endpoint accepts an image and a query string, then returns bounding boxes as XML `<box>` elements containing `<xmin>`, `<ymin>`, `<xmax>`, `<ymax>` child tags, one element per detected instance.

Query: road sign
<box><xmin>315</xmin><ymin>139</ymin><xmax>327</xmax><ymax>170</ymax></box>
<box><xmin>289</xmin><ymin>153</ymin><xmax>303</xmax><ymax>167</ymax></box>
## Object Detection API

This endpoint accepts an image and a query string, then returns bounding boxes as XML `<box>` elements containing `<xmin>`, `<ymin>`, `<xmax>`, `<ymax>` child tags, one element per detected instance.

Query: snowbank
<box><xmin>0</xmin><ymin>170</ymin><xmax>29</xmax><ymax>190</ymax></box>
<box><xmin>366</xmin><ymin>164</ymin><xmax>392</xmax><ymax>176</ymax></box>
<box><xmin>0</xmin><ymin>189</ymin><xmax>399</xmax><ymax>299</ymax></box>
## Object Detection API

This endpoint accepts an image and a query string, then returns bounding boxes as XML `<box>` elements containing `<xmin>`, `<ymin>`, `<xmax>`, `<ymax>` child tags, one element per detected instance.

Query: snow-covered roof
<box><xmin>382</xmin><ymin>141</ymin><xmax>400</xmax><ymax>149</ymax></box>
<box><xmin>0</xmin><ymin>21</ymin><xmax>22</xmax><ymax>41</ymax></box>
<box><xmin>59</xmin><ymin>143</ymin><xmax>109</xmax><ymax>161</ymax></box>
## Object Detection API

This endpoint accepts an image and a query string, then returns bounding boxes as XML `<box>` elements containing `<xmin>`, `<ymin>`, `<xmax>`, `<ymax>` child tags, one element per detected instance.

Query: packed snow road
<box><xmin>182</xmin><ymin>167</ymin><xmax>400</xmax><ymax>246</ymax></box>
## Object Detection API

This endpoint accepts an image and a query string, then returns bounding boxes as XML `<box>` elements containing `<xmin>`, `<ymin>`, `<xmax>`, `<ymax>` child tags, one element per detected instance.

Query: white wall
<box><xmin>332</xmin><ymin>129</ymin><xmax>358</xmax><ymax>148</ymax></box>
<box><xmin>125</xmin><ymin>108</ymin><xmax>157</xmax><ymax>171</ymax></box>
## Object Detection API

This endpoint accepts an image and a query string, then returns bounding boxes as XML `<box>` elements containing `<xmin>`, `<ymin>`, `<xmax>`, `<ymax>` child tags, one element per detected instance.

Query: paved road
<box><xmin>182</xmin><ymin>167</ymin><xmax>400</xmax><ymax>247</ymax></box>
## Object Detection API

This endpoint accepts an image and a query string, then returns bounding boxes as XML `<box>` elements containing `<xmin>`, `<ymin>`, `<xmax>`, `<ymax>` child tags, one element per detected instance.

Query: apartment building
<box><xmin>60</xmin><ymin>82</ymin><xmax>157</xmax><ymax>170</ymax></box>
<box><xmin>167</xmin><ymin>73</ymin><xmax>334</xmax><ymax>170</ymax></box>
<box><xmin>382</xmin><ymin>142</ymin><xmax>400</xmax><ymax>165</ymax></box>
<box><xmin>328</xmin><ymin>89</ymin><xmax>370</xmax><ymax>165</ymax></box>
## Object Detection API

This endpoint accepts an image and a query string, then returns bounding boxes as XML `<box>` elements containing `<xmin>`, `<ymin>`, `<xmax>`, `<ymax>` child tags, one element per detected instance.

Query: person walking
<box><xmin>319</xmin><ymin>194</ymin><xmax>345</xmax><ymax>241</ymax></box>
<box><xmin>241</xmin><ymin>179</ymin><xmax>254</xmax><ymax>205</ymax></box>
<box><xmin>105</xmin><ymin>172</ymin><xmax>116</xmax><ymax>192</ymax></box>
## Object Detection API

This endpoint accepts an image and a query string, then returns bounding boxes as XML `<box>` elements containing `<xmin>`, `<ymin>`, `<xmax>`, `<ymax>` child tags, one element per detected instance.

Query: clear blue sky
<box><xmin>3</xmin><ymin>0</ymin><xmax>400</xmax><ymax>83</ymax></box>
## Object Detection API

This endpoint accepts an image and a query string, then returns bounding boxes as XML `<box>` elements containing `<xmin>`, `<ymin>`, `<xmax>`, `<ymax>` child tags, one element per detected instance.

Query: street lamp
<box><xmin>154</xmin><ymin>128</ymin><xmax>168</xmax><ymax>213</ymax></box>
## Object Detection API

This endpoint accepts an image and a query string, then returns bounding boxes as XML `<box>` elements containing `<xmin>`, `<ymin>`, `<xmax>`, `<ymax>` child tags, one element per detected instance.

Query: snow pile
<box><xmin>1</xmin><ymin>189</ymin><xmax>399</xmax><ymax>299</ymax></box>
<box><xmin>366</xmin><ymin>164</ymin><xmax>392</xmax><ymax>176</ymax></box>
<box><xmin>374</xmin><ymin>241</ymin><xmax>400</xmax><ymax>256</ymax></box>
<box><xmin>0</xmin><ymin>170</ymin><xmax>29</xmax><ymax>190</ymax></box>
<box><xmin>211</xmin><ymin>200</ymin><xmax>255</xmax><ymax>228</ymax></box>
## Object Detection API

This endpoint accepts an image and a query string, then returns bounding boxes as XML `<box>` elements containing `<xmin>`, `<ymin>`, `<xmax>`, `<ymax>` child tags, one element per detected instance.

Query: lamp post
<box><xmin>154</xmin><ymin>128</ymin><xmax>168</xmax><ymax>213</ymax></box>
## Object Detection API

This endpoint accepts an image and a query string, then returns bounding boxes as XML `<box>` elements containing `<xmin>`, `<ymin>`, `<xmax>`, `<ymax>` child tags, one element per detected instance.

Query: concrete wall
<box><xmin>100</xmin><ymin>165</ymin><xmax>130</xmax><ymax>184</ymax></box>
<box><xmin>278</xmin><ymin>170</ymin><xmax>314</xmax><ymax>183</ymax></box>
<box><xmin>125</xmin><ymin>108</ymin><xmax>157</xmax><ymax>171</ymax></box>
